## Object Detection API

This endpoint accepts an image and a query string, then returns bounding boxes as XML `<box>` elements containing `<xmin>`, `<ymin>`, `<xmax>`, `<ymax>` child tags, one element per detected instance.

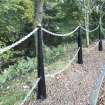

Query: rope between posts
<box><xmin>46</xmin><ymin>47</ymin><xmax>80</xmax><ymax>78</ymax></box>
<box><xmin>80</xmin><ymin>25</ymin><xmax>99</xmax><ymax>33</ymax></box>
<box><xmin>20</xmin><ymin>78</ymin><xmax>40</xmax><ymax>105</ymax></box>
<box><xmin>0</xmin><ymin>28</ymin><xmax>38</xmax><ymax>54</ymax></box>
<box><xmin>42</xmin><ymin>26</ymin><xmax>80</xmax><ymax>37</ymax></box>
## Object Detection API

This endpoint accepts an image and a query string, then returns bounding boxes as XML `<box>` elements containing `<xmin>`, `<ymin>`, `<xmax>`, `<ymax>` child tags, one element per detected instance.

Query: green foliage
<box><xmin>61</xmin><ymin>0</ymin><xmax>82</xmax><ymax>22</ymax></box>
<box><xmin>44</xmin><ymin>45</ymin><xmax>65</xmax><ymax>64</ymax></box>
<box><xmin>14</xmin><ymin>57</ymin><xmax>36</xmax><ymax>75</ymax></box>
<box><xmin>1</xmin><ymin>0</ymin><xmax>104</xmax><ymax>104</ymax></box>
<box><xmin>0</xmin><ymin>90</ymin><xmax>26</xmax><ymax>105</ymax></box>
<box><xmin>0</xmin><ymin>57</ymin><xmax>37</xmax><ymax>85</ymax></box>
<box><xmin>0</xmin><ymin>0</ymin><xmax>34</xmax><ymax>44</ymax></box>
<box><xmin>0</xmin><ymin>50</ymin><xmax>14</xmax><ymax>60</ymax></box>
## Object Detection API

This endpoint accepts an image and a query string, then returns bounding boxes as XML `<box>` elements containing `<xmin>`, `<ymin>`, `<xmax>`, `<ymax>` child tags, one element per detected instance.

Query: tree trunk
<box><xmin>85</xmin><ymin>12</ymin><xmax>90</xmax><ymax>47</ymax></box>
<box><xmin>35</xmin><ymin>0</ymin><xmax>43</xmax><ymax>26</ymax></box>
<box><xmin>84</xmin><ymin>0</ymin><xmax>90</xmax><ymax>47</ymax></box>
<box><xmin>34</xmin><ymin>0</ymin><xmax>44</xmax><ymax>56</ymax></box>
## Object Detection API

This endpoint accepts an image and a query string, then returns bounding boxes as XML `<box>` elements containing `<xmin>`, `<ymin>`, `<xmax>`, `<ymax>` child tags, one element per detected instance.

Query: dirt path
<box><xmin>33</xmin><ymin>42</ymin><xmax>105</xmax><ymax>105</ymax></box>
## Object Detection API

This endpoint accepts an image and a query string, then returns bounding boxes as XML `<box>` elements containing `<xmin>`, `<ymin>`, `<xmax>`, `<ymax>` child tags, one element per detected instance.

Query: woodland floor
<box><xmin>30</xmin><ymin>41</ymin><xmax>105</xmax><ymax>105</ymax></box>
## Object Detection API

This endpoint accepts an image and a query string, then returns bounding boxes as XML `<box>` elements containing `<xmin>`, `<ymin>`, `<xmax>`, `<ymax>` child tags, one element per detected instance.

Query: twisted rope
<box><xmin>46</xmin><ymin>47</ymin><xmax>80</xmax><ymax>78</ymax></box>
<box><xmin>20</xmin><ymin>78</ymin><xmax>40</xmax><ymax>105</ymax></box>
<box><xmin>0</xmin><ymin>28</ymin><xmax>38</xmax><ymax>54</ymax></box>
<box><xmin>80</xmin><ymin>25</ymin><xmax>99</xmax><ymax>33</ymax></box>
<box><xmin>42</xmin><ymin>26</ymin><xmax>80</xmax><ymax>37</ymax></box>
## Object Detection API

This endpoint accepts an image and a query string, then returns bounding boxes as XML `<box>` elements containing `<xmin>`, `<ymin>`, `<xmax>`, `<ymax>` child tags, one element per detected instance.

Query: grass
<box><xmin>0</xmin><ymin>90</ymin><xmax>26</xmax><ymax>105</ymax></box>
<box><xmin>0</xmin><ymin>70</ymin><xmax>37</xmax><ymax>105</ymax></box>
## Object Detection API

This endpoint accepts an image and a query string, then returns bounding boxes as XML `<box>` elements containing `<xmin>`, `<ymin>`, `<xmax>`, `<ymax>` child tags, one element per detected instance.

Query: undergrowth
<box><xmin>0</xmin><ymin>43</ymin><xmax>77</xmax><ymax>105</ymax></box>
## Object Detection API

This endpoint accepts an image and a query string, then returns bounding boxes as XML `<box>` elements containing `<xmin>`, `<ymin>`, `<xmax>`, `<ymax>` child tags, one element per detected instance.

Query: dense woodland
<box><xmin>0</xmin><ymin>0</ymin><xmax>105</xmax><ymax>105</ymax></box>
<box><xmin>0</xmin><ymin>0</ymin><xmax>104</xmax><ymax>61</ymax></box>
<box><xmin>0</xmin><ymin>0</ymin><xmax>104</xmax><ymax>47</ymax></box>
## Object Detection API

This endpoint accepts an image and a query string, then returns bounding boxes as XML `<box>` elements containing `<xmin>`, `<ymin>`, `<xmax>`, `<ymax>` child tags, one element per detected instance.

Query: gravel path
<box><xmin>33</xmin><ymin>42</ymin><xmax>105</xmax><ymax>105</ymax></box>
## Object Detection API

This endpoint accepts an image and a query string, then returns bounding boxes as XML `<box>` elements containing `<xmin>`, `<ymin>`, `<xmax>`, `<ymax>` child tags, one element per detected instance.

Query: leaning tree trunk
<box><xmin>35</xmin><ymin>0</ymin><xmax>43</xmax><ymax>26</ymax></box>
<box><xmin>85</xmin><ymin>11</ymin><xmax>90</xmax><ymax>47</ymax></box>
<box><xmin>84</xmin><ymin>0</ymin><xmax>90</xmax><ymax>47</ymax></box>
<box><xmin>34</xmin><ymin>0</ymin><xmax>44</xmax><ymax>56</ymax></box>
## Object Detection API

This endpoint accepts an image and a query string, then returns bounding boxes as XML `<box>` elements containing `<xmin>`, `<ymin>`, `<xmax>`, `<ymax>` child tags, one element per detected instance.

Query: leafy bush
<box><xmin>15</xmin><ymin>57</ymin><xmax>37</xmax><ymax>75</ymax></box>
<box><xmin>0</xmin><ymin>0</ymin><xmax>34</xmax><ymax>45</ymax></box>
<box><xmin>0</xmin><ymin>57</ymin><xmax>37</xmax><ymax>85</ymax></box>
<box><xmin>0</xmin><ymin>50</ymin><xmax>14</xmax><ymax>60</ymax></box>
<box><xmin>44</xmin><ymin>45</ymin><xmax>65</xmax><ymax>64</ymax></box>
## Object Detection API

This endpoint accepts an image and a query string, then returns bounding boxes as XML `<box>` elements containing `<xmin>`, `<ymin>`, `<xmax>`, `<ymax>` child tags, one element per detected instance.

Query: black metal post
<box><xmin>37</xmin><ymin>26</ymin><xmax>46</xmax><ymax>100</ymax></box>
<box><xmin>98</xmin><ymin>24</ymin><xmax>103</xmax><ymax>51</ymax></box>
<box><xmin>77</xmin><ymin>27</ymin><xmax>83</xmax><ymax>64</ymax></box>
